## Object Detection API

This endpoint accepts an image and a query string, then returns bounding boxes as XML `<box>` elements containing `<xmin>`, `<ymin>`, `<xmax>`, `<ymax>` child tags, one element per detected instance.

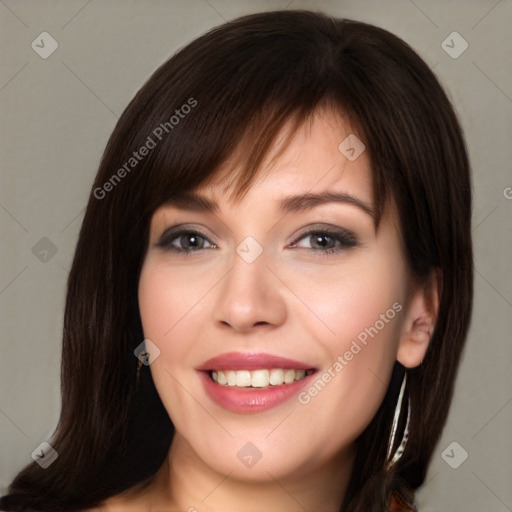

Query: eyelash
<box><xmin>155</xmin><ymin>226</ymin><xmax>359</xmax><ymax>257</ymax></box>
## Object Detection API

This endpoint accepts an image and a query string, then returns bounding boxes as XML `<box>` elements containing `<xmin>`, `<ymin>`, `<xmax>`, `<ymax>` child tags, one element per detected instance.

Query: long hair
<box><xmin>0</xmin><ymin>10</ymin><xmax>473</xmax><ymax>511</ymax></box>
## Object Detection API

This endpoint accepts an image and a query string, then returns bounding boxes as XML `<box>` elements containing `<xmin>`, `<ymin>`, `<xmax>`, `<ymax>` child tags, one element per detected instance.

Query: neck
<box><xmin>149</xmin><ymin>433</ymin><xmax>356</xmax><ymax>512</ymax></box>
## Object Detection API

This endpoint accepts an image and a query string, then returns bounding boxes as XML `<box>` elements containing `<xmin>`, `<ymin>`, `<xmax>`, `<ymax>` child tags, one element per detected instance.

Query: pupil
<box><xmin>185</xmin><ymin>234</ymin><xmax>201</xmax><ymax>249</ymax></box>
<box><xmin>314</xmin><ymin>234</ymin><xmax>330</xmax><ymax>248</ymax></box>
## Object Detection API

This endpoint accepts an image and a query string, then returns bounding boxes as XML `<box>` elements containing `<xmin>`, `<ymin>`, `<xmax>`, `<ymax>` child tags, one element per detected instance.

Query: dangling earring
<box><xmin>386</xmin><ymin>372</ymin><xmax>410</xmax><ymax>470</ymax></box>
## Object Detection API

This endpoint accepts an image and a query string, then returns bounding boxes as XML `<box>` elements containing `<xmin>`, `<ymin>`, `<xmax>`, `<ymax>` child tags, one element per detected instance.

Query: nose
<box><xmin>213</xmin><ymin>247</ymin><xmax>287</xmax><ymax>333</ymax></box>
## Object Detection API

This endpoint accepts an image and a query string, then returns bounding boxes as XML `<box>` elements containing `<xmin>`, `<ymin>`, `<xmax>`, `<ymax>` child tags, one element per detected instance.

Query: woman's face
<box><xmin>138</xmin><ymin>111</ymin><xmax>417</xmax><ymax>483</ymax></box>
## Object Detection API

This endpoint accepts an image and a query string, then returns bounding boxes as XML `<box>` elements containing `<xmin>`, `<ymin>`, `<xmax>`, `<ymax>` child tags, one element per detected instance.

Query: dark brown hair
<box><xmin>0</xmin><ymin>9</ymin><xmax>472</xmax><ymax>512</ymax></box>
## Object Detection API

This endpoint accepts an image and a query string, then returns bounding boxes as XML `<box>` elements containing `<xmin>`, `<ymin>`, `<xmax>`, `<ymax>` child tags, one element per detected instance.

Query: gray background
<box><xmin>1</xmin><ymin>1</ymin><xmax>511</xmax><ymax>510</ymax></box>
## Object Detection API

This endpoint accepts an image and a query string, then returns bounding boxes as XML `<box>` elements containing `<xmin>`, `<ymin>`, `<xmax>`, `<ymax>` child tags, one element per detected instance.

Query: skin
<box><xmin>94</xmin><ymin>109</ymin><xmax>438</xmax><ymax>512</ymax></box>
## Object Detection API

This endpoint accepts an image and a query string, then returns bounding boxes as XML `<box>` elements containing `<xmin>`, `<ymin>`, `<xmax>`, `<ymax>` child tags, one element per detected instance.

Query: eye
<box><xmin>155</xmin><ymin>224</ymin><xmax>358</xmax><ymax>256</ymax></box>
<box><xmin>156</xmin><ymin>228</ymin><xmax>216</xmax><ymax>254</ymax></box>
<box><xmin>290</xmin><ymin>226</ymin><xmax>358</xmax><ymax>255</ymax></box>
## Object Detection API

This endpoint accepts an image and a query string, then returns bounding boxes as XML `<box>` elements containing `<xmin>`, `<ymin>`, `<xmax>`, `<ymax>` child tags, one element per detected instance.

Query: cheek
<box><xmin>138</xmin><ymin>265</ymin><xmax>177</xmax><ymax>339</ymax></box>
<box><xmin>137</xmin><ymin>261</ymin><xmax>196</xmax><ymax>393</ymax></box>
<box><xmin>282</xmin><ymin>245</ymin><xmax>407</xmax><ymax>362</ymax></box>
<box><xmin>293</xmin><ymin>301</ymin><xmax>404</xmax><ymax>465</ymax></box>
<box><xmin>138</xmin><ymin>259</ymin><xmax>213</xmax><ymax>347</ymax></box>
<box><xmin>137</xmin><ymin>258</ymin><xmax>220</xmax><ymax>398</ymax></box>
<box><xmin>286</xmin><ymin>249</ymin><xmax>407</xmax><ymax>451</ymax></box>
<box><xmin>137</xmin><ymin>262</ymin><xmax>201</xmax><ymax>424</ymax></box>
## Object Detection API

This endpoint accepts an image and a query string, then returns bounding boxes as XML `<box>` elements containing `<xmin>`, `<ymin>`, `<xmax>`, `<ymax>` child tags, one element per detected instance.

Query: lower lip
<box><xmin>198</xmin><ymin>371</ymin><xmax>315</xmax><ymax>413</ymax></box>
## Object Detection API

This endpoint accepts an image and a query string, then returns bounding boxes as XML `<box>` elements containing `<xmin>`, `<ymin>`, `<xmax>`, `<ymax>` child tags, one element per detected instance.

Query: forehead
<box><xmin>194</xmin><ymin>110</ymin><xmax>373</xmax><ymax>212</ymax></box>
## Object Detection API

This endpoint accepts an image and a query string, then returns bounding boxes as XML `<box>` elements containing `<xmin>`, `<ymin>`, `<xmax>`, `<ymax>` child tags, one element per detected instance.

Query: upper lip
<box><xmin>196</xmin><ymin>352</ymin><xmax>316</xmax><ymax>371</ymax></box>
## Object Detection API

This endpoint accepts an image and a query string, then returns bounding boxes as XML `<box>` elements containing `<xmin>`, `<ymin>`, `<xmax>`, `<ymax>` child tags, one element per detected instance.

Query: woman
<box><xmin>0</xmin><ymin>9</ymin><xmax>473</xmax><ymax>512</ymax></box>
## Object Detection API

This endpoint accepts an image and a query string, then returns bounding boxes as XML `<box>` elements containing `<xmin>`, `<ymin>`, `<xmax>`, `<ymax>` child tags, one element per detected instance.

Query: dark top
<box><xmin>387</xmin><ymin>489</ymin><xmax>417</xmax><ymax>511</ymax></box>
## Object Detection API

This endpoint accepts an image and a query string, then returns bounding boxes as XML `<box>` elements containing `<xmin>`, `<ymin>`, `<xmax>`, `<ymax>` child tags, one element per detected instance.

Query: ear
<box><xmin>397</xmin><ymin>268</ymin><xmax>443</xmax><ymax>368</ymax></box>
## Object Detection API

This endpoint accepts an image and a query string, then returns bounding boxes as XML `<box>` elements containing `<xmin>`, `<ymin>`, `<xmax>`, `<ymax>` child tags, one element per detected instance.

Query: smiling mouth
<box><xmin>208</xmin><ymin>368</ymin><xmax>316</xmax><ymax>388</ymax></box>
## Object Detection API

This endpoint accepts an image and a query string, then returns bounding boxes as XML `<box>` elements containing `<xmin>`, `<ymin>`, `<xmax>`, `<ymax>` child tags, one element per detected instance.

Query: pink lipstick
<box><xmin>196</xmin><ymin>352</ymin><xmax>316</xmax><ymax>413</ymax></box>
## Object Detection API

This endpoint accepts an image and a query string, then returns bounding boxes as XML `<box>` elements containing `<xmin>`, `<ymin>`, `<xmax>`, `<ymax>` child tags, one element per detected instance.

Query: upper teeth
<box><xmin>211</xmin><ymin>369</ymin><xmax>311</xmax><ymax>388</ymax></box>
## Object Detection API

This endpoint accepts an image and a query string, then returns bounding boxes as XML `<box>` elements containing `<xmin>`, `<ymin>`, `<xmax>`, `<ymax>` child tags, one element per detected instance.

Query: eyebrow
<box><xmin>278</xmin><ymin>191</ymin><xmax>373</xmax><ymax>217</ymax></box>
<box><xmin>165</xmin><ymin>190</ymin><xmax>374</xmax><ymax>217</ymax></box>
